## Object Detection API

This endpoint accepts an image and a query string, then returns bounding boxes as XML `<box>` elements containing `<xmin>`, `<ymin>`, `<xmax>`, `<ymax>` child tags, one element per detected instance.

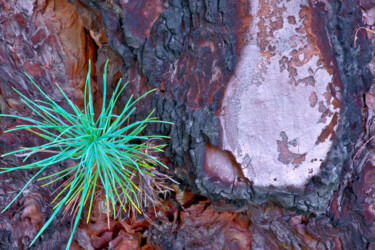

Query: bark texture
<box><xmin>0</xmin><ymin>0</ymin><xmax>375</xmax><ymax>249</ymax></box>
<box><xmin>69</xmin><ymin>0</ymin><xmax>372</xmax><ymax>212</ymax></box>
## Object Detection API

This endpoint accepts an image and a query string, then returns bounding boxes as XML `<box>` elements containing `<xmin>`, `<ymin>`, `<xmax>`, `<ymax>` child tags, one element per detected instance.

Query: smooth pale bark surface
<box><xmin>219</xmin><ymin>1</ymin><xmax>339</xmax><ymax>188</ymax></box>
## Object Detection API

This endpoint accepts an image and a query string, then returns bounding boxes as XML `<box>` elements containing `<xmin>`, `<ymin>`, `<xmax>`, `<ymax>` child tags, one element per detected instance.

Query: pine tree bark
<box><xmin>0</xmin><ymin>0</ymin><xmax>375</xmax><ymax>249</ymax></box>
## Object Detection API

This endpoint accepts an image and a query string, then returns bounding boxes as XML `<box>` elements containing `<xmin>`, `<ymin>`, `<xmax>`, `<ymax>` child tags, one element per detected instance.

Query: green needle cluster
<box><xmin>0</xmin><ymin>60</ymin><xmax>172</xmax><ymax>249</ymax></box>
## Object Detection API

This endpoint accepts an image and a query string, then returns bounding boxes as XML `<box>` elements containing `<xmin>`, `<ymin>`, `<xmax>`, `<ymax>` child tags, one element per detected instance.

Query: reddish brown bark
<box><xmin>0</xmin><ymin>0</ymin><xmax>375</xmax><ymax>249</ymax></box>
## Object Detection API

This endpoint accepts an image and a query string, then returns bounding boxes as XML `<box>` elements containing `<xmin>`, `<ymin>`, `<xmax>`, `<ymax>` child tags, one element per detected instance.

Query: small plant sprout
<box><xmin>0</xmin><ymin>60</ymin><xmax>174</xmax><ymax>249</ymax></box>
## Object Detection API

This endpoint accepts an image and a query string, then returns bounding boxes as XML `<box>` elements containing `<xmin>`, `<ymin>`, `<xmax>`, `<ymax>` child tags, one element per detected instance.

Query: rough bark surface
<box><xmin>69</xmin><ymin>0</ymin><xmax>372</xmax><ymax>211</ymax></box>
<box><xmin>0</xmin><ymin>0</ymin><xmax>375</xmax><ymax>249</ymax></box>
<box><xmin>0</xmin><ymin>0</ymin><xmax>96</xmax><ymax>248</ymax></box>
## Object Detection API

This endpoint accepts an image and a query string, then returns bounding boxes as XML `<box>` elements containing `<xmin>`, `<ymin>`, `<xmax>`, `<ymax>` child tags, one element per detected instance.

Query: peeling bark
<box><xmin>0</xmin><ymin>0</ymin><xmax>95</xmax><ymax>248</ymax></box>
<box><xmin>1</xmin><ymin>0</ymin><xmax>375</xmax><ymax>249</ymax></box>
<box><xmin>70</xmin><ymin>0</ymin><xmax>372</xmax><ymax>211</ymax></box>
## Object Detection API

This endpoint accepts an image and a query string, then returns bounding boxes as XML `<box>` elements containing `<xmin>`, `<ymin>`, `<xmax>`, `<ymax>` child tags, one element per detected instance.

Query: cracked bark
<box><xmin>0</xmin><ymin>0</ymin><xmax>375</xmax><ymax>249</ymax></box>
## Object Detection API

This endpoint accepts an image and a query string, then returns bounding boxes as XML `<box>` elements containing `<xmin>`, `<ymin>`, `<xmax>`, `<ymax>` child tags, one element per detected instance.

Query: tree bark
<box><xmin>0</xmin><ymin>0</ymin><xmax>375</xmax><ymax>249</ymax></box>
